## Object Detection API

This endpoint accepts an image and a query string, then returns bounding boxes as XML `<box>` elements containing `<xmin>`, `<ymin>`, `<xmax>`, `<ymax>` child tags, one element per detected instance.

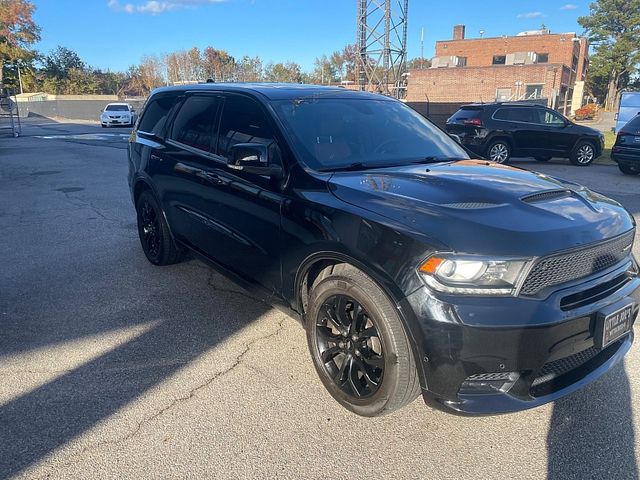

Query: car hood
<box><xmin>327</xmin><ymin>160</ymin><xmax>634</xmax><ymax>256</ymax></box>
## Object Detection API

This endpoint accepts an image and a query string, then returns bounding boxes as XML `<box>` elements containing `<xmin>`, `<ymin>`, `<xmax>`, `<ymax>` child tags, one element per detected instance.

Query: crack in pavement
<box><xmin>39</xmin><ymin>317</ymin><xmax>287</xmax><ymax>476</ymax></box>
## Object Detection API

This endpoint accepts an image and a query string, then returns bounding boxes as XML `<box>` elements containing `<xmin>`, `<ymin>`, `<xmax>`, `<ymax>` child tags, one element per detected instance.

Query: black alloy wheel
<box><xmin>315</xmin><ymin>294</ymin><xmax>385</xmax><ymax>398</ymax></box>
<box><xmin>139</xmin><ymin>199</ymin><xmax>161</xmax><ymax>260</ymax></box>
<box><xmin>306</xmin><ymin>264</ymin><xmax>420</xmax><ymax>416</ymax></box>
<box><xmin>135</xmin><ymin>190</ymin><xmax>184</xmax><ymax>265</ymax></box>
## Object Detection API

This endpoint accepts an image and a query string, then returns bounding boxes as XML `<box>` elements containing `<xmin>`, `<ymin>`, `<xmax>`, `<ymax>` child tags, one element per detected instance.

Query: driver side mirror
<box><xmin>228</xmin><ymin>143</ymin><xmax>282</xmax><ymax>177</ymax></box>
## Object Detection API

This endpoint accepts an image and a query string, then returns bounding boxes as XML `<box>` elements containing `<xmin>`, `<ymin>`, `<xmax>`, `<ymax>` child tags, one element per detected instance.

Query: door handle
<box><xmin>150</xmin><ymin>154</ymin><xmax>163</xmax><ymax>162</ymax></box>
<box><xmin>198</xmin><ymin>171</ymin><xmax>224</xmax><ymax>185</ymax></box>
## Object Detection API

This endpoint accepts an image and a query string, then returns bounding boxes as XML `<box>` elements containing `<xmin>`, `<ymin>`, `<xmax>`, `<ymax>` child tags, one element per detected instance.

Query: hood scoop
<box><xmin>521</xmin><ymin>189</ymin><xmax>573</xmax><ymax>204</ymax></box>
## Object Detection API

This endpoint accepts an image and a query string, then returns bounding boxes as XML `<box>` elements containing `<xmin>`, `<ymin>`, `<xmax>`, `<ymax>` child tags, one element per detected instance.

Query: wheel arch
<box><xmin>294</xmin><ymin>251</ymin><xmax>406</xmax><ymax>325</ymax></box>
<box><xmin>132</xmin><ymin>178</ymin><xmax>179</xmax><ymax>245</ymax></box>
<box><xmin>295</xmin><ymin>251</ymin><xmax>428</xmax><ymax>389</ymax></box>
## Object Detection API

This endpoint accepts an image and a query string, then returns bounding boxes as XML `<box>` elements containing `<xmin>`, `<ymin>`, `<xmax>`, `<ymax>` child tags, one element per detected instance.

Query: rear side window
<box><xmin>169</xmin><ymin>95</ymin><xmax>221</xmax><ymax>152</ymax></box>
<box><xmin>138</xmin><ymin>95</ymin><xmax>176</xmax><ymax>136</ymax></box>
<box><xmin>453</xmin><ymin>107</ymin><xmax>483</xmax><ymax>120</ymax></box>
<box><xmin>623</xmin><ymin>115</ymin><xmax>640</xmax><ymax>131</ymax></box>
<box><xmin>493</xmin><ymin>107</ymin><xmax>536</xmax><ymax>123</ymax></box>
<box><xmin>217</xmin><ymin>95</ymin><xmax>276</xmax><ymax>158</ymax></box>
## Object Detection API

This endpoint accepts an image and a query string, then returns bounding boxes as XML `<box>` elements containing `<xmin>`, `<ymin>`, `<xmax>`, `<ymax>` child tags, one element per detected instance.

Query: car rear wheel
<box><xmin>306</xmin><ymin>264</ymin><xmax>421</xmax><ymax>417</ymax></box>
<box><xmin>619</xmin><ymin>164</ymin><xmax>640</xmax><ymax>175</ymax></box>
<box><xmin>570</xmin><ymin>141</ymin><xmax>596</xmax><ymax>166</ymax></box>
<box><xmin>535</xmin><ymin>156</ymin><xmax>552</xmax><ymax>162</ymax></box>
<box><xmin>486</xmin><ymin>140</ymin><xmax>511</xmax><ymax>164</ymax></box>
<box><xmin>136</xmin><ymin>190</ymin><xmax>184</xmax><ymax>265</ymax></box>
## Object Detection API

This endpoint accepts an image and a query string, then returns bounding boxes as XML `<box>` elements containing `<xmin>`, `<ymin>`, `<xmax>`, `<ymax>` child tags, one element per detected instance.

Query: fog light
<box><xmin>459</xmin><ymin>372</ymin><xmax>520</xmax><ymax>394</ymax></box>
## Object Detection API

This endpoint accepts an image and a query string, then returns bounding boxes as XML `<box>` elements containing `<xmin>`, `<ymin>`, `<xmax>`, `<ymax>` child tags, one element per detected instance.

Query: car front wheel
<box><xmin>306</xmin><ymin>264</ymin><xmax>421</xmax><ymax>417</ymax></box>
<box><xmin>570</xmin><ymin>141</ymin><xmax>596</xmax><ymax>166</ymax></box>
<box><xmin>486</xmin><ymin>140</ymin><xmax>511</xmax><ymax>164</ymax></box>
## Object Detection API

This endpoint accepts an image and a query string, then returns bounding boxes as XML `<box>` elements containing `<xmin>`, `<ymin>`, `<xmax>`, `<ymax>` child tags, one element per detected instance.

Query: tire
<box><xmin>306</xmin><ymin>264</ymin><xmax>421</xmax><ymax>416</ymax></box>
<box><xmin>135</xmin><ymin>190</ymin><xmax>184</xmax><ymax>265</ymax></box>
<box><xmin>570</xmin><ymin>140</ymin><xmax>596</xmax><ymax>166</ymax></box>
<box><xmin>619</xmin><ymin>164</ymin><xmax>640</xmax><ymax>175</ymax></box>
<box><xmin>486</xmin><ymin>139</ymin><xmax>511</xmax><ymax>164</ymax></box>
<box><xmin>535</xmin><ymin>156</ymin><xmax>552</xmax><ymax>162</ymax></box>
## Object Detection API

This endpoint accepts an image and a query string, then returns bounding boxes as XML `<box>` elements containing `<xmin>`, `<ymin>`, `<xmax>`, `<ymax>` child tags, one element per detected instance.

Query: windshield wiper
<box><xmin>321</xmin><ymin>162</ymin><xmax>390</xmax><ymax>172</ymax></box>
<box><xmin>321</xmin><ymin>157</ymin><xmax>459</xmax><ymax>173</ymax></box>
<box><xmin>411</xmin><ymin>156</ymin><xmax>457</xmax><ymax>164</ymax></box>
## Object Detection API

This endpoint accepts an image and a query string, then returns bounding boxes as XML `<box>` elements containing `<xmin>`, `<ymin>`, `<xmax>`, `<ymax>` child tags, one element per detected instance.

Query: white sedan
<box><xmin>100</xmin><ymin>103</ymin><xmax>136</xmax><ymax>128</ymax></box>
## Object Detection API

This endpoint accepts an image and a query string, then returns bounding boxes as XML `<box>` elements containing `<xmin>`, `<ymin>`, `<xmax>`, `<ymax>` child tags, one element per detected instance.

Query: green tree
<box><xmin>578</xmin><ymin>0</ymin><xmax>640</xmax><ymax>110</ymax></box>
<box><xmin>0</xmin><ymin>0</ymin><xmax>40</xmax><ymax>86</ymax></box>
<box><xmin>42</xmin><ymin>46</ymin><xmax>85</xmax><ymax>80</ymax></box>
<box><xmin>406</xmin><ymin>57</ymin><xmax>431</xmax><ymax>70</ymax></box>
<box><xmin>264</xmin><ymin>62</ymin><xmax>302</xmax><ymax>83</ymax></box>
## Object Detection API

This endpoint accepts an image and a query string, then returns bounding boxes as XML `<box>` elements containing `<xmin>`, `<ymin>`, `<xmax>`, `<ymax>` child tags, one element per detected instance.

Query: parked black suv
<box><xmin>612</xmin><ymin>113</ymin><xmax>640</xmax><ymax>175</ymax></box>
<box><xmin>129</xmin><ymin>84</ymin><xmax>638</xmax><ymax>416</ymax></box>
<box><xmin>446</xmin><ymin>102</ymin><xmax>605</xmax><ymax>166</ymax></box>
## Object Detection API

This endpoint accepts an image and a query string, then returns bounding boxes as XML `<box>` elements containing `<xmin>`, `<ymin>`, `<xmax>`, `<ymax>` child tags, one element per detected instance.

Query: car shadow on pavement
<box><xmin>547</xmin><ymin>361</ymin><xmax>638</xmax><ymax>479</ymax></box>
<box><xmin>0</xmin><ymin>257</ymin><xmax>273</xmax><ymax>479</ymax></box>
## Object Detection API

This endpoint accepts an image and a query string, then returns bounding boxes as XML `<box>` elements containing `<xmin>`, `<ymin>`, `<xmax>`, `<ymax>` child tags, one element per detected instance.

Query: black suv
<box><xmin>129</xmin><ymin>84</ymin><xmax>638</xmax><ymax>416</ymax></box>
<box><xmin>446</xmin><ymin>102</ymin><xmax>605</xmax><ymax>166</ymax></box>
<box><xmin>612</xmin><ymin>114</ymin><xmax>640</xmax><ymax>175</ymax></box>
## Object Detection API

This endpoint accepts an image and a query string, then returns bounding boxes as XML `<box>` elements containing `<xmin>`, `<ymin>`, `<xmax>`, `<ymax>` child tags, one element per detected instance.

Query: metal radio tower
<box><xmin>357</xmin><ymin>0</ymin><xmax>409</xmax><ymax>98</ymax></box>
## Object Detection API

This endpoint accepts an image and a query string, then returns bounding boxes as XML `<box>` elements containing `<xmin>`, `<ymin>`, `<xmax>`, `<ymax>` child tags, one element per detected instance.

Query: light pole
<box><xmin>16</xmin><ymin>61</ymin><xmax>24</xmax><ymax>95</ymax></box>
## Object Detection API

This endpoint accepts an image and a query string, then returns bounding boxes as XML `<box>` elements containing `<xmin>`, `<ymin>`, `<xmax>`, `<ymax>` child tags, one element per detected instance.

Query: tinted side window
<box><xmin>217</xmin><ymin>95</ymin><xmax>276</xmax><ymax>159</ymax></box>
<box><xmin>539</xmin><ymin>109</ymin><xmax>565</xmax><ymax>125</ymax></box>
<box><xmin>624</xmin><ymin>115</ymin><xmax>640</xmax><ymax>131</ymax></box>
<box><xmin>169</xmin><ymin>95</ymin><xmax>221</xmax><ymax>151</ymax></box>
<box><xmin>138</xmin><ymin>95</ymin><xmax>176</xmax><ymax>136</ymax></box>
<box><xmin>493</xmin><ymin>108</ymin><xmax>511</xmax><ymax>121</ymax></box>
<box><xmin>509</xmin><ymin>108</ymin><xmax>536</xmax><ymax>123</ymax></box>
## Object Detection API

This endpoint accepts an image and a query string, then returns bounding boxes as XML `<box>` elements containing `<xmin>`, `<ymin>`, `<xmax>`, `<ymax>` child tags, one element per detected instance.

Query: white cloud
<box><xmin>517</xmin><ymin>11</ymin><xmax>545</xmax><ymax>19</ymax></box>
<box><xmin>560</xmin><ymin>4</ymin><xmax>578</xmax><ymax>10</ymax></box>
<box><xmin>108</xmin><ymin>0</ymin><xmax>225</xmax><ymax>14</ymax></box>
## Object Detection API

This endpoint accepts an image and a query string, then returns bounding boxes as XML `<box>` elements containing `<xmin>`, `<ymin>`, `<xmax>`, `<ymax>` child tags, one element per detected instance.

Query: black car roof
<box><xmin>150</xmin><ymin>83</ymin><xmax>391</xmax><ymax>101</ymax></box>
<box><xmin>462</xmin><ymin>102</ymin><xmax>545</xmax><ymax>109</ymax></box>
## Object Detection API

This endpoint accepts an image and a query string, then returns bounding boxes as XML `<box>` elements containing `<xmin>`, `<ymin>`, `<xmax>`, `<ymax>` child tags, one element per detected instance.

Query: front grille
<box><xmin>520</xmin><ymin>231</ymin><xmax>635</xmax><ymax>295</ymax></box>
<box><xmin>531</xmin><ymin>346</ymin><xmax>600</xmax><ymax>388</ymax></box>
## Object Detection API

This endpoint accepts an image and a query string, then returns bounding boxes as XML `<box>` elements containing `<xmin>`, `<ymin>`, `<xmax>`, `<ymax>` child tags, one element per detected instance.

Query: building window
<box><xmin>572</xmin><ymin>54</ymin><xmax>579</xmax><ymax>71</ymax></box>
<box><xmin>496</xmin><ymin>88</ymin><xmax>512</xmax><ymax>102</ymax></box>
<box><xmin>457</xmin><ymin>56</ymin><xmax>467</xmax><ymax>67</ymax></box>
<box><xmin>492</xmin><ymin>55</ymin><xmax>506</xmax><ymax>65</ymax></box>
<box><xmin>525</xmin><ymin>84</ymin><xmax>544</xmax><ymax>99</ymax></box>
<box><xmin>537</xmin><ymin>53</ymin><xmax>549</xmax><ymax>63</ymax></box>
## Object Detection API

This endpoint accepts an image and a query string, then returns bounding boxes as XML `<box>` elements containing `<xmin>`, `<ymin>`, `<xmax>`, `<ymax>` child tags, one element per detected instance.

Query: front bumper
<box><xmin>402</xmin><ymin>261</ymin><xmax>640</xmax><ymax>415</ymax></box>
<box><xmin>102</xmin><ymin>117</ymin><xmax>132</xmax><ymax>126</ymax></box>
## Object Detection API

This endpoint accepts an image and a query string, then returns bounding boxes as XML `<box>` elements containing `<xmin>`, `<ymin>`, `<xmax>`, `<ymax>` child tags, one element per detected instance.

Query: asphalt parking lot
<box><xmin>1</xmin><ymin>120</ymin><xmax>639</xmax><ymax>480</ymax></box>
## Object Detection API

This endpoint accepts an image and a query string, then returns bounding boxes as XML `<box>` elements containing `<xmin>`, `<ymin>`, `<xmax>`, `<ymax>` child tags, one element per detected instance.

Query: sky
<box><xmin>31</xmin><ymin>0</ymin><xmax>591</xmax><ymax>73</ymax></box>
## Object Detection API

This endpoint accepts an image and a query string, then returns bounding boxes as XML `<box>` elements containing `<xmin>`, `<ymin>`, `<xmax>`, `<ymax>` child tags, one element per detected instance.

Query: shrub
<box><xmin>574</xmin><ymin>103</ymin><xmax>597</xmax><ymax>120</ymax></box>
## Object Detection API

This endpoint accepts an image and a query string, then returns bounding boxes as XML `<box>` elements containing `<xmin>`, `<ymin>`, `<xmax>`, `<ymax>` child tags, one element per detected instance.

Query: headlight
<box><xmin>418</xmin><ymin>254</ymin><xmax>531</xmax><ymax>295</ymax></box>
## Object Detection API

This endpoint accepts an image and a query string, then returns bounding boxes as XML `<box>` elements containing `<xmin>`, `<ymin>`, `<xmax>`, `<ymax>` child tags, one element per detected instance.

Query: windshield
<box><xmin>105</xmin><ymin>104</ymin><xmax>129</xmax><ymax>111</ymax></box>
<box><xmin>273</xmin><ymin>97</ymin><xmax>469</xmax><ymax>171</ymax></box>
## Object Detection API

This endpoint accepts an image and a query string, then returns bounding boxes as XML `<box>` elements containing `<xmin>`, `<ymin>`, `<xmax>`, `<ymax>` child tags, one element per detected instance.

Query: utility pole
<box><xmin>16</xmin><ymin>62</ymin><xmax>24</xmax><ymax>95</ymax></box>
<box><xmin>357</xmin><ymin>0</ymin><xmax>409</xmax><ymax>98</ymax></box>
<box><xmin>420</xmin><ymin>27</ymin><xmax>424</xmax><ymax>69</ymax></box>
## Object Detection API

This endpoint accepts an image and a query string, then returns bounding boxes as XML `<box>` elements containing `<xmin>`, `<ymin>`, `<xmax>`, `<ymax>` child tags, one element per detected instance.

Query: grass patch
<box><xmin>597</xmin><ymin>130</ymin><xmax>616</xmax><ymax>165</ymax></box>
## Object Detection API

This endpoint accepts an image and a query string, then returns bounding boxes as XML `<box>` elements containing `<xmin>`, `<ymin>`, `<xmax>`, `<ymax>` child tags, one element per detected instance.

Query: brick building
<box><xmin>405</xmin><ymin>25</ymin><xmax>589</xmax><ymax>115</ymax></box>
